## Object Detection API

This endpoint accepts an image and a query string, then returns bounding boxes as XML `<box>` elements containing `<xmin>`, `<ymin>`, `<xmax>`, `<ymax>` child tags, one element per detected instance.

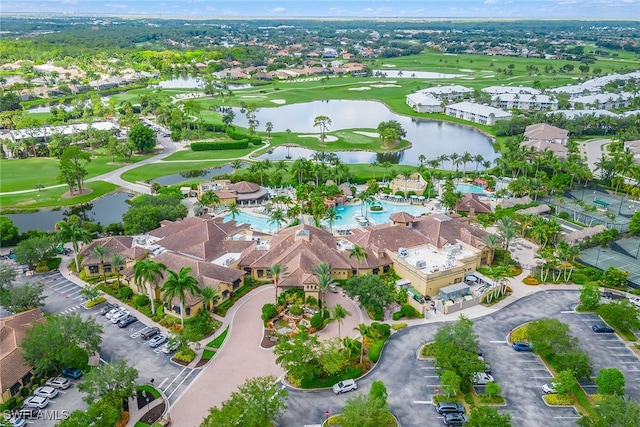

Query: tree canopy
<box><xmin>129</xmin><ymin>123</ymin><xmax>156</xmax><ymax>152</ymax></box>
<box><xmin>78</xmin><ymin>359</ymin><xmax>138</xmax><ymax>408</ymax></box>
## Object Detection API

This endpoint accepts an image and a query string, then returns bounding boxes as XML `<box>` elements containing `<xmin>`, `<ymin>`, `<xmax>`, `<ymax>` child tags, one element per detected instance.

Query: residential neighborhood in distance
<box><xmin>1</xmin><ymin>10</ymin><xmax>640</xmax><ymax>427</ymax></box>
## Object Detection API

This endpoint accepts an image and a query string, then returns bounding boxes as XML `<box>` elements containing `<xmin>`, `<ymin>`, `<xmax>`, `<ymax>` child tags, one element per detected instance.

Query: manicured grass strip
<box><xmin>0</xmin><ymin>181</ymin><xmax>118</xmax><ymax>212</ymax></box>
<box><xmin>206</xmin><ymin>327</ymin><xmax>229</xmax><ymax>349</ymax></box>
<box><xmin>201</xmin><ymin>349</ymin><xmax>216</xmax><ymax>360</ymax></box>
<box><xmin>136</xmin><ymin>384</ymin><xmax>161</xmax><ymax>399</ymax></box>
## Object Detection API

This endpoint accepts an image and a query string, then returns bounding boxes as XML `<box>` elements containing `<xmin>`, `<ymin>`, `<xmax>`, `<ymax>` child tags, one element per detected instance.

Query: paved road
<box><xmin>581</xmin><ymin>139</ymin><xmax>610</xmax><ymax>175</ymax></box>
<box><xmin>278</xmin><ymin>290</ymin><xmax>640</xmax><ymax>427</ymax></box>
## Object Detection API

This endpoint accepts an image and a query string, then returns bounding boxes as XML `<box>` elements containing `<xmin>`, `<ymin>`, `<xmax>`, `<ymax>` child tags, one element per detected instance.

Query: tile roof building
<box><xmin>0</xmin><ymin>309</ymin><xmax>45</xmax><ymax>404</ymax></box>
<box><xmin>521</xmin><ymin>123</ymin><xmax>570</xmax><ymax>158</ymax></box>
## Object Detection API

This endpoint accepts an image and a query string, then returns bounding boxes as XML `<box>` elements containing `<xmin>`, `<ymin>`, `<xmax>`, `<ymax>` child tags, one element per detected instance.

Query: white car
<box><xmin>542</xmin><ymin>382</ymin><xmax>557</xmax><ymax>394</ymax></box>
<box><xmin>332</xmin><ymin>379</ymin><xmax>357</xmax><ymax>394</ymax></box>
<box><xmin>5</xmin><ymin>415</ymin><xmax>26</xmax><ymax>427</ymax></box>
<box><xmin>104</xmin><ymin>307</ymin><xmax>123</xmax><ymax>319</ymax></box>
<box><xmin>471</xmin><ymin>372</ymin><xmax>495</xmax><ymax>385</ymax></box>
<box><xmin>110</xmin><ymin>310</ymin><xmax>131</xmax><ymax>324</ymax></box>
<box><xmin>160</xmin><ymin>341</ymin><xmax>179</xmax><ymax>354</ymax></box>
<box><xmin>23</xmin><ymin>395</ymin><xmax>49</xmax><ymax>409</ymax></box>
<box><xmin>46</xmin><ymin>376</ymin><xmax>71</xmax><ymax>390</ymax></box>
<box><xmin>33</xmin><ymin>386</ymin><xmax>59</xmax><ymax>399</ymax></box>
<box><xmin>148</xmin><ymin>334</ymin><xmax>168</xmax><ymax>348</ymax></box>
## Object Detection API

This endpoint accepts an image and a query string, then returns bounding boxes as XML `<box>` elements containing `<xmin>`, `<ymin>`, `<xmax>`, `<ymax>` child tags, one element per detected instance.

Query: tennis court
<box><xmin>579</xmin><ymin>237</ymin><xmax>640</xmax><ymax>288</ymax></box>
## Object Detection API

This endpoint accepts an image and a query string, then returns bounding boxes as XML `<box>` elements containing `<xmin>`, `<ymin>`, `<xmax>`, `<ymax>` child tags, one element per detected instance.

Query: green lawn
<box><xmin>0</xmin><ymin>154</ymin><xmax>153</xmax><ymax>193</ymax></box>
<box><xmin>119</xmin><ymin>160</ymin><xmax>232</xmax><ymax>182</ymax></box>
<box><xmin>0</xmin><ymin>181</ymin><xmax>119</xmax><ymax>212</ymax></box>
<box><xmin>163</xmin><ymin>146</ymin><xmax>255</xmax><ymax>161</ymax></box>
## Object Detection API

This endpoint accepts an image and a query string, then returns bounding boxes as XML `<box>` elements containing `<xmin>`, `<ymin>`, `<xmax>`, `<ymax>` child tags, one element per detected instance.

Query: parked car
<box><xmin>332</xmin><ymin>379</ymin><xmax>357</xmax><ymax>394</ymax></box>
<box><xmin>443</xmin><ymin>412</ymin><xmax>469</xmax><ymax>426</ymax></box>
<box><xmin>512</xmin><ymin>341</ymin><xmax>533</xmax><ymax>352</ymax></box>
<box><xmin>592</xmin><ymin>323</ymin><xmax>615</xmax><ymax>333</ymax></box>
<box><xmin>4</xmin><ymin>415</ymin><xmax>26</xmax><ymax>427</ymax></box>
<box><xmin>110</xmin><ymin>310</ymin><xmax>131</xmax><ymax>324</ymax></box>
<box><xmin>105</xmin><ymin>307</ymin><xmax>123</xmax><ymax>319</ymax></box>
<box><xmin>160</xmin><ymin>341</ymin><xmax>179</xmax><ymax>354</ymax></box>
<box><xmin>435</xmin><ymin>402</ymin><xmax>464</xmax><ymax>415</ymax></box>
<box><xmin>46</xmin><ymin>376</ymin><xmax>71</xmax><ymax>390</ymax></box>
<box><xmin>117</xmin><ymin>315</ymin><xmax>138</xmax><ymax>328</ymax></box>
<box><xmin>629</xmin><ymin>297</ymin><xmax>640</xmax><ymax>308</ymax></box>
<box><xmin>33</xmin><ymin>386</ymin><xmax>58</xmax><ymax>399</ymax></box>
<box><xmin>99</xmin><ymin>303</ymin><xmax>116</xmax><ymax>315</ymax></box>
<box><xmin>601</xmin><ymin>290</ymin><xmax>625</xmax><ymax>300</ymax></box>
<box><xmin>14</xmin><ymin>406</ymin><xmax>39</xmax><ymax>419</ymax></box>
<box><xmin>471</xmin><ymin>372</ymin><xmax>495</xmax><ymax>385</ymax></box>
<box><xmin>23</xmin><ymin>396</ymin><xmax>49</xmax><ymax>409</ymax></box>
<box><xmin>61</xmin><ymin>367</ymin><xmax>83</xmax><ymax>379</ymax></box>
<box><xmin>542</xmin><ymin>382</ymin><xmax>557</xmax><ymax>394</ymax></box>
<box><xmin>148</xmin><ymin>334</ymin><xmax>168</xmax><ymax>348</ymax></box>
<box><xmin>140</xmin><ymin>327</ymin><xmax>160</xmax><ymax>339</ymax></box>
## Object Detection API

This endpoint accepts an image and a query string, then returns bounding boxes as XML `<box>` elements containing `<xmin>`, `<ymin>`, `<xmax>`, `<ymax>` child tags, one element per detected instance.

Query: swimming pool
<box><xmin>327</xmin><ymin>201</ymin><xmax>429</xmax><ymax>229</ymax></box>
<box><xmin>223</xmin><ymin>211</ymin><xmax>279</xmax><ymax>233</ymax></box>
<box><xmin>456</xmin><ymin>184</ymin><xmax>487</xmax><ymax>194</ymax></box>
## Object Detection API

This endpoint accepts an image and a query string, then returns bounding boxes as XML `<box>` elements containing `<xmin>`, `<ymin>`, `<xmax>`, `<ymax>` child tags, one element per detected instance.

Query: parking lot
<box><xmin>22</xmin><ymin>271</ymin><xmax>201</xmax><ymax>425</ymax></box>
<box><xmin>559</xmin><ymin>311</ymin><xmax>640</xmax><ymax>399</ymax></box>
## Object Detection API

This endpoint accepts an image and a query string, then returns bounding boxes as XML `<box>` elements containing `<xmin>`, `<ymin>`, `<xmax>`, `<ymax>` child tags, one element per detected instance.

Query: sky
<box><xmin>1</xmin><ymin>0</ymin><xmax>639</xmax><ymax>19</ymax></box>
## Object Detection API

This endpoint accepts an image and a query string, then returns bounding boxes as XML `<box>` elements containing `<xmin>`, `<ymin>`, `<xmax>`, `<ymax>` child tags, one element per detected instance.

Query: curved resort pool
<box><xmin>224</xmin><ymin>200</ymin><xmax>430</xmax><ymax>234</ymax></box>
<box><xmin>455</xmin><ymin>184</ymin><xmax>488</xmax><ymax>195</ymax></box>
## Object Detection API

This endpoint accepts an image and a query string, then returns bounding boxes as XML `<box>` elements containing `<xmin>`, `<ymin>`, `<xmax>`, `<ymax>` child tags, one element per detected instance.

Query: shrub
<box><xmin>85</xmin><ymin>296</ymin><xmax>106</xmax><ymax>308</ymax></box>
<box><xmin>190</xmin><ymin>139</ymin><xmax>249</xmax><ymax>151</ymax></box>
<box><xmin>261</xmin><ymin>303</ymin><xmax>277</xmax><ymax>324</ymax></box>
<box><xmin>368</xmin><ymin>340</ymin><xmax>384</xmax><ymax>363</ymax></box>
<box><xmin>310</xmin><ymin>312</ymin><xmax>324</xmax><ymax>329</ymax></box>
<box><xmin>174</xmin><ymin>347</ymin><xmax>196</xmax><ymax>363</ymax></box>
<box><xmin>134</xmin><ymin>294</ymin><xmax>150</xmax><ymax>308</ymax></box>
<box><xmin>523</xmin><ymin>276</ymin><xmax>540</xmax><ymax>285</ymax></box>
<box><xmin>400</xmin><ymin>303</ymin><xmax>422</xmax><ymax>318</ymax></box>
<box><xmin>392</xmin><ymin>322</ymin><xmax>407</xmax><ymax>330</ymax></box>
<box><xmin>119</xmin><ymin>286</ymin><xmax>133</xmax><ymax>300</ymax></box>
<box><xmin>371</xmin><ymin>322</ymin><xmax>391</xmax><ymax>339</ymax></box>
<box><xmin>289</xmin><ymin>304</ymin><xmax>303</xmax><ymax>316</ymax></box>
<box><xmin>543</xmin><ymin>393</ymin><xmax>573</xmax><ymax>405</ymax></box>
<box><xmin>184</xmin><ymin>312</ymin><xmax>215</xmax><ymax>341</ymax></box>
<box><xmin>392</xmin><ymin>311</ymin><xmax>403</xmax><ymax>321</ymax></box>
<box><xmin>464</xmin><ymin>394</ymin><xmax>474</xmax><ymax>405</ymax></box>
<box><xmin>0</xmin><ymin>397</ymin><xmax>18</xmax><ymax>411</ymax></box>
<box><xmin>510</xmin><ymin>325</ymin><xmax>529</xmax><ymax>342</ymax></box>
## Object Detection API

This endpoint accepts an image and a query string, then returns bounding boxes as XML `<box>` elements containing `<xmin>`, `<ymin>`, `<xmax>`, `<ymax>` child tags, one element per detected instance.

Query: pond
<box><xmin>150</xmin><ymin>164</ymin><xmax>241</xmax><ymax>186</ymax></box>
<box><xmin>27</xmin><ymin>97</ymin><xmax>111</xmax><ymax>114</ymax></box>
<box><xmin>5</xmin><ymin>192</ymin><xmax>133</xmax><ymax>233</ymax></box>
<box><xmin>242</xmin><ymin>100</ymin><xmax>495</xmax><ymax>168</ymax></box>
<box><xmin>156</xmin><ymin>76</ymin><xmax>253</xmax><ymax>90</ymax></box>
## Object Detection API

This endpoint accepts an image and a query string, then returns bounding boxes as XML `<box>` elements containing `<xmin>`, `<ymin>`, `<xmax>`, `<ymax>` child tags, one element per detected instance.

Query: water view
<box><xmin>150</xmin><ymin>164</ymin><xmax>241</xmax><ymax>186</ymax></box>
<box><xmin>157</xmin><ymin>76</ymin><xmax>252</xmax><ymax>90</ymax></box>
<box><xmin>237</xmin><ymin>100</ymin><xmax>496</xmax><ymax>167</ymax></box>
<box><xmin>6</xmin><ymin>192</ymin><xmax>133</xmax><ymax>233</ymax></box>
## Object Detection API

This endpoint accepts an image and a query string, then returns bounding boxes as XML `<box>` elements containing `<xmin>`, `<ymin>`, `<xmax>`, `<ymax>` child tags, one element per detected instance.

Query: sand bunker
<box><xmin>354</xmin><ymin>131</ymin><xmax>379</xmax><ymax>138</ymax></box>
<box><xmin>458</xmin><ymin>69</ymin><xmax>474</xmax><ymax>72</ymax></box>
<box><xmin>300</xmin><ymin>134</ymin><xmax>338</xmax><ymax>142</ymax></box>
<box><xmin>370</xmin><ymin>84</ymin><xmax>401</xmax><ymax>88</ymax></box>
<box><xmin>348</xmin><ymin>87</ymin><xmax>371</xmax><ymax>91</ymax></box>
<box><xmin>271</xmin><ymin>99</ymin><xmax>286</xmax><ymax>104</ymax></box>
<box><xmin>381</xmin><ymin>64</ymin><xmax>397</xmax><ymax>67</ymax></box>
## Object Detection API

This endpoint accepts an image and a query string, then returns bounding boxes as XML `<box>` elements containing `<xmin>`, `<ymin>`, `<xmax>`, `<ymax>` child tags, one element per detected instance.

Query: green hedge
<box><xmin>191</xmin><ymin>139</ymin><xmax>249</xmax><ymax>151</ymax></box>
<box><xmin>300</xmin><ymin>366</ymin><xmax>361</xmax><ymax>389</ymax></box>
<box><xmin>85</xmin><ymin>296</ymin><xmax>107</xmax><ymax>308</ymax></box>
<box><xmin>368</xmin><ymin>340</ymin><xmax>385</xmax><ymax>363</ymax></box>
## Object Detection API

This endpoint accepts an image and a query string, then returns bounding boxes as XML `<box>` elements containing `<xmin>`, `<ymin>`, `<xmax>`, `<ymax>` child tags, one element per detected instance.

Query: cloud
<box><xmin>271</xmin><ymin>7</ymin><xmax>286</xmax><ymax>13</ymax></box>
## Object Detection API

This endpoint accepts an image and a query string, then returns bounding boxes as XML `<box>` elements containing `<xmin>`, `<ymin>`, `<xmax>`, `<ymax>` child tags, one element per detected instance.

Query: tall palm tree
<box><xmin>230</xmin><ymin>159</ymin><xmax>243</xmax><ymax>175</ymax></box>
<box><xmin>349</xmin><ymin>245</ymin><xmax>368</xmax><ymax>276</ymax></box>
<box><xmin>269</xmin><ymin>263</ymin><xmax>289</xmax><ymax>303</ymax></box>
<box><xmin>323</xmin><ymin>208</ymin><xmax>341</xmax><ymax>234</ymax></box>
<box><xmin>268</xmin><ymin>208</ymin><xmax>286</xmax><ymax>233</ymax></box>
<box><xmin>332</xmin><ymin>304</ymin><xmax>350</xmax><ymax>338</ymax></box>
<box><xmin>161</xmin><ymin>267</ymin><xmax>202</xmax><ymax>328</ymax></box>
<box><xmin>55</xmin><ymin>221</ymin><xmax>92</xmax><ymax>272</ymax></box>
<box><xmin>133</xmin><ymin>258</ymin><xmax>167</xmax><ymax>314</ymax></box>
<box><xmin>111</xmin><ymin>254</ymin><xmax>125</xmax><ymax>291</ymax></box>
<box><xmin>200</xmin><ymin>190</ymin><xmax>221</xmax><ymax>210</ymax></box>
<box><xmin>312</xmin><ymin>262</ymin><xmax>334</xmax><ymax>309</ymax></box>
<box><xmin>496</xmin><ymin>216</ymin><xmax>519</xmax><ymax>251</ymax></box>
<box><xmin>354</xmin><ymin>323</ymin><xmax>372</xmax><ymax>364</ymax></box>
<box><xmin>481</xmin><ymin>233</ymin><xmax>500</xmax><ymax>264</ymax></box>
<box><xmin>199</xmin><ymin>286</ymin><xmax>220</xmax><ymax>312</ymax></box>
<box><xmin>228</xmin><ymin>202</ymin><xmax>240</xmax><ymax>221</ymax></box>
<box><xmin>93</xmin><ymin>245</ymin><xmax>109</xmax><ymax>285</ymax></box>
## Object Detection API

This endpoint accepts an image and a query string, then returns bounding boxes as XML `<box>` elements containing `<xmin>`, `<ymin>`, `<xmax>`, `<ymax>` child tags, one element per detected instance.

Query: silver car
<box><xmin>33</xmin><ymin>386</ymin><xmax>58</xmax><ymax>399</ymax></box>
<box><xmin>148</xmin><ymin>334</ymin><xmax>168</xmax><ymax>348</ymax></box>
<box><xmin>46</xmin><ymin>376</ymin><xmax>71</xmax><ymax>390</ymax></box>
<box><xmin>23</xmin><ymin>395</ymin><xmax>49</xmax><ymax>409</ymax></box>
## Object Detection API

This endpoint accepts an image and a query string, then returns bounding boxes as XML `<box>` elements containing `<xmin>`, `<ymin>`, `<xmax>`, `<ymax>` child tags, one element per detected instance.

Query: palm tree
<box><xmin>496</xmin><ymin>216</ymin><xmax>519</xmax><ymax>251</ymax></box>
<box><xmin>323</xmin><ymin>208</ymin><xmax>341</xmax><ymax>234</ymax></box>
<box><xmin>200</xmin><ymin>190</ymin><xmax>221</xmax><ymax>210</ymax></box>
<box><xmin>354</xmin><ymin>323</ymin><xmax>372</xmax><ymax>364</ymax></box>
<box><xmin>332</xmin><ymin>304</ymin><xmax>350</xmax><ymax>338</ymax></box>
<box><xmin>349</xmin><ymin>245</ymin><xmax>368</xmax><ymax>276</ymax></box>
<box><xmin>481</xmin><ymin>233</ymin><xmax>500</xmax><ymax>265</ymax></box>
<box><xmin>269</xmin><ymin>263</ymin><xmax>289</xmax><ymax>303</ymax></box>
<box><xmin>161</xmin><ymin>267</ymin><xmax>202</xmax><ymax>328</ymax></box>
<box><xmin>199</xmin><ymin>286</ymin><xmax>220</xmax><ymax>312</ymax></box>
<box><xmin>268</xmin><ymin>208</ymin><xmax>286</xmax><ymax>232</ymax></box>
<box><xmin>55</xmin><ymin>221</ymin><xmax>92</xmax><ymax>272</ymax></box>
<box><xmin>111</xmin><ymin>254</ymin><xmax>125</xmax><ymax>291</ymax></box>
<box><xmin>312</xmin><ymin>262</ymin><xmax>334</xmax><ymax>309</ymax></box>
<box><xmin>93</xmin><ymin>245</ymin><xmax>109</xmax><ymax>286</ymax></box>
<box><xmin>133</xmin><ymin>259</ymin><xmax>167</xmax><ymax>314</ymax></box>
<box><xmin>228</xmin><ymin>202</ymin><xmax>240</xmax><ymax>221</ymax></box>
<box><xmin>230</xmin><ymin>159</ymin><xmax>243</xmax><ymax>174</ymax></box>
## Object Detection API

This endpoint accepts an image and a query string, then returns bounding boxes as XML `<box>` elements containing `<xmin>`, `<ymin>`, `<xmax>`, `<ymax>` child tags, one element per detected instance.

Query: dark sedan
<box><xmin>592</xmin><ymin>323</ymin><xmax>615</xmax><ymax>333</ymax></box>
<box><xmin>117</xmin><ymin>315</ymin><xmax>138</xmax><ymax>328</ymax></box>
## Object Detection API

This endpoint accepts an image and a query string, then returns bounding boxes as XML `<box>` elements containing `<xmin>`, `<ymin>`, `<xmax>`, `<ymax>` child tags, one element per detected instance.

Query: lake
<box><xmin>6</xmin><ymin>192</ymin><xmax>133</xmax><ymax>233</ymax></box>
<box><xmin>157</xmin><ymin>76</ymin><xmax>253</xmax><ymax>90</ymax></box>
<box><xmin>235</xmin><ymin>100</ymin><xmax>496</xmax><ymax>167</ymax></box>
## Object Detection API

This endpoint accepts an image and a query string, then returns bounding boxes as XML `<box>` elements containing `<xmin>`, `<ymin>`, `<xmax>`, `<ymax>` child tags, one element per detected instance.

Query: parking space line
<box><xmin>166</xmin><ymin>369</ymin><xmax>195</xmax><ymax>400</ymax></box>
<box><xmin>158</xmin><ymin>378</ymin><xmax>168</xmax><ymax>388</ymax></box>
<box><xmin>413</xmin><ymin>400</ymin><xmax>432</xmax><ymax>404</ymax></box>
<box><xmin>489</xmin><ymin>340</ymin><xmax>507</xmax><ymax>343</ymax></box>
